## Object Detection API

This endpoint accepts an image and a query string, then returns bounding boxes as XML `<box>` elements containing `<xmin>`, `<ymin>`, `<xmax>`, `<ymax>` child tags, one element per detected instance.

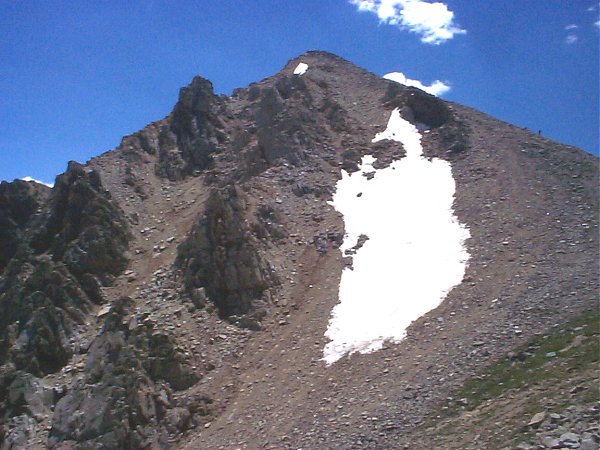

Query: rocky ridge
<box><xmin>0</xmin><ymin>51</ymin><xmax>597</xmax><ymax>449</ymax></box>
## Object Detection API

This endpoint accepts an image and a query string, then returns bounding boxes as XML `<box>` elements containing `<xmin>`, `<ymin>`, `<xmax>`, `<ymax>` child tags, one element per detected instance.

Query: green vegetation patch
<box><xmin>456</xmin><ymin>308</ymin><xmax>599</xmax><ymax>413</ymax></box>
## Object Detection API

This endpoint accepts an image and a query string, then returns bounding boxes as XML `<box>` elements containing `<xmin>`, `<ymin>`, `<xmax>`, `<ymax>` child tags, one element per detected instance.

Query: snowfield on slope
<box><xmin>323</xmin><ymin>108</ymin><xmax>471</xmax><ymax>364</ymax></box>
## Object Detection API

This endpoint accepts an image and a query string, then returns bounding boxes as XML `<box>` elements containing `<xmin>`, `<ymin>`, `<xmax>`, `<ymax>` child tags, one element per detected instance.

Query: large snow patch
<box><xmin>323</xmin><ymin>108</ymin><xmax>470</xmax><ymax>364</ymax></box>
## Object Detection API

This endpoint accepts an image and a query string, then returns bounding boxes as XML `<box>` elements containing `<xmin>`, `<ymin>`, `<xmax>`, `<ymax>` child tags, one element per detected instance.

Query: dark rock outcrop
<box><xmin>112</xmin><ymin>77</ymin><xmax>230</xmax><ymax>182</ymax></box>
<box><xmin>0</xmin><ymin>161</ymin><xmax>132</xmax><ymax>373</ymax></box>
<box><xmin>0</xmin><ymin>365</ymin><xmax>58</xmax><ymax>449</ymax></box>
<box><xmin>383</xmin><ymin>82</ymin><xmax>451</xmax><ymax>128</ymax></box>
<box><xmin>0</xmin><ymin>258</ymin><xmax>94</xmax><ymax>374</ymax></box>
<box><xmin>0</xmin><ymin>258</ymin><xmax>100</xmax><ymax>442</ymax></box>
<box><xmin>0</xmin><ymin>180</ymin><xmax>49</xmax><ymax>273</ymax></box>
<box><xmin>382</xmin><ymin>82</ymin><xmax>471</xmax><ymax>157</ymax></box>
<box><xmin>176</xmin><ymin>186</ymin><xmax>277</xmax><ymax>320</ymax></box>
<box><xmin>0</xmin><ymin>162</ymin><xmax>129</xmax><ymax>368</ymax></box>
<box><xmin>30</xmin><ymin>161</ymin><xmax>130</xmax><ymax>284</ymax></box>
<box><xmin>0</xmin><ymin>163</ymin><xmax>131</xmax><ymax>446</ymax></box>
<box><xmin>155</xmin><ymin>76</ymin><xmax>228</xmax><ymax>180</ymax></box>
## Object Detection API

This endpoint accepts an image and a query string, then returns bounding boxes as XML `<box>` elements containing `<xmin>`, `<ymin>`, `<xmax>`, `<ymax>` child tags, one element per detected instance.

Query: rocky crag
<box><xmin>0</xmin><ymin>51</ymin><xmax>597</xmax><ymax>449</ymax></box>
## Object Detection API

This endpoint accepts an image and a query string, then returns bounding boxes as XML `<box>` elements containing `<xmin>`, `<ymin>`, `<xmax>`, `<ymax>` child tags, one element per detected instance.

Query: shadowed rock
<box><xmin>383</xmin><ymin>82</ymin><xmax>451</xmax><ymax>128</ymax></box>
<box><xmin>0</xmin><ymin>162</ymin><xmax>131</xmax><ymax>440</ymax></box>
<box><xmin>155</xmin><ymin>76</ymin><xmax>228</xmax><ymax>180</ymax></box>
<box><xmin>30</xmin><ymin>161</ymin><xmax>130</xmax><ymax>284</ymax></box>
<box><xmin>176</xmin><ymin>186</ymin><xmax>277</xmax><ymax>320</ymax></box>
<box><xmin>0</xmin><ymin>180</ymin><xmax>49</xmax><ymax>273</ymax></box>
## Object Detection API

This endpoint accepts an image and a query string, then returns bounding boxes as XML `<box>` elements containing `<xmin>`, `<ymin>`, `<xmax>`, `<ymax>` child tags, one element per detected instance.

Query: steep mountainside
<box><xmin>0</xmin><ymin>51</ymin><xmax>597</xmax><ymax>450</ymax></box>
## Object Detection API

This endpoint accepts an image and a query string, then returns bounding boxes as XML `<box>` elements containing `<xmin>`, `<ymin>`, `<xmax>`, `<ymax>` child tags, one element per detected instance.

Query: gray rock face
<box><xmin>0</xmin><ymin>258</ymin><xmax>94</xmax><ymax>375</ymax></box>
<box><xmin>177</xmin><ymin>186</ymin><xmax>277</xmax><ymax>319</ymax></box>
<box><xmin>255</xmin><ymin>86</ymin><xmax>285</xmax><ymax>128</ymax></box>
<box><xmin>1</xmin><ymin>370</ymin><xmax>54</xmax><ymax>421</ymax></box>
<box><xmin>254</xmin><ymin>81</ymin><xmax>318</xmax><ymax>166</ymax></box>
<box><xmin>48</xmin><ymin>297</ymin><xmax>199</xmax><ymax>449</ymax></box>
<box><xmin>155</xmin><ymin>76</ymin><xmax>228</xmax><ymax>180</ymax></box>
<box><xmin>2</xmin><ymin>414</ymin><xmax>38</xmax><ymax>450</ymax></box>
<box><xmin>382</xmin><ymin>82</ymin><xmax>471</xmax><ymax>158</ymax></box>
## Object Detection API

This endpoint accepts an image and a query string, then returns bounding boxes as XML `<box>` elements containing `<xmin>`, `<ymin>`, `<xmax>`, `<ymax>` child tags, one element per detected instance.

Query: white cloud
<box><xmin>564</xmin><ymin>24</ymin><xmax>580</xmax><ymax>43</ymax></box>
<box><xmin>383</xmin><ymin>71</ymin><xmax>451</xmax><ymax>96</ymax></box>
<box><xmin>565</xmin><ymin>34</ymin><xmax>578</xmax><ymax>44</ymax></box>
<box><xmin>587</xmin><ymin>3</ymin><xmax>599</xmax><ymax>27</ymax></box>
<box><xmin>350</xmin><ymin>0</ymin><xmax>466</xmax><ymax>45</ymax></box>
<box><xmin>20</xmin><ymin>176</ymin><xmax>54</xmax><ymax>188</ymax></box>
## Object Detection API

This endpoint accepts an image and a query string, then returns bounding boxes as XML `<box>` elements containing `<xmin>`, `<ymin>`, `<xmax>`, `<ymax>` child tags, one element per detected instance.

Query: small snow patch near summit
<box><xmin>323</xmin><ymin>108</ymin><xmax>470</xmax><ymax>365</ymax></box>
<box><xmin>293</xmin><ymin>62</ymin><xmax>309</xmax><ymax>75</ymax></box>
<box><xmin>20</xmin><ymin>176</ymin><xmax>54</xmax><ymax>188</ymax></box>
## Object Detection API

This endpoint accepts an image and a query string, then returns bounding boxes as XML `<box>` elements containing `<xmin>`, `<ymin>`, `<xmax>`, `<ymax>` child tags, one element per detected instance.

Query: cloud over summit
<box><xmin>383</xmin><ymin>72</ymin><xmax>451</xmax><ymax>96</ymax></box>
<box><xmin>350</xmin><ymin>0</ymin><xmax>466</xmax><ymax>44</ymax></box>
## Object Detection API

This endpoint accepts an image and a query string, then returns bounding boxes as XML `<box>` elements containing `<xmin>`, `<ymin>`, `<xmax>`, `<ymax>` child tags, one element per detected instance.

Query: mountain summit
<box><xmin>1</xmin><ymin>51</ymin><xmax>598</xmax><ymax>449</ymax></box>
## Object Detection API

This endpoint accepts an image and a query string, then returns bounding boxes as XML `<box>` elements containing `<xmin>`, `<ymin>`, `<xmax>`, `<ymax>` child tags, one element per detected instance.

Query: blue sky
<box><xmin>1</xmin><ymin>1</ymin><xmax>598</xmax><ymax>185</ymax></box>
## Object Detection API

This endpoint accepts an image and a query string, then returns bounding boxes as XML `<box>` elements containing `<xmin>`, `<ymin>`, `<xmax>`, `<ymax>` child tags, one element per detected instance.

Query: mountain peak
<box><xmin>0</xmin><ymin>52</ymin><xmax>597</xmax><ymax>450</ymax></box>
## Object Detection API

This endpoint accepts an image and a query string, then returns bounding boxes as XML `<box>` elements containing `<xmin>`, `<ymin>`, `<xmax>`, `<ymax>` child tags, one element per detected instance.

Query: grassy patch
<box><xmin>450</xmin><ymin>308</ymin><xmax>599</xmax><ymax>414</ymax></box>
